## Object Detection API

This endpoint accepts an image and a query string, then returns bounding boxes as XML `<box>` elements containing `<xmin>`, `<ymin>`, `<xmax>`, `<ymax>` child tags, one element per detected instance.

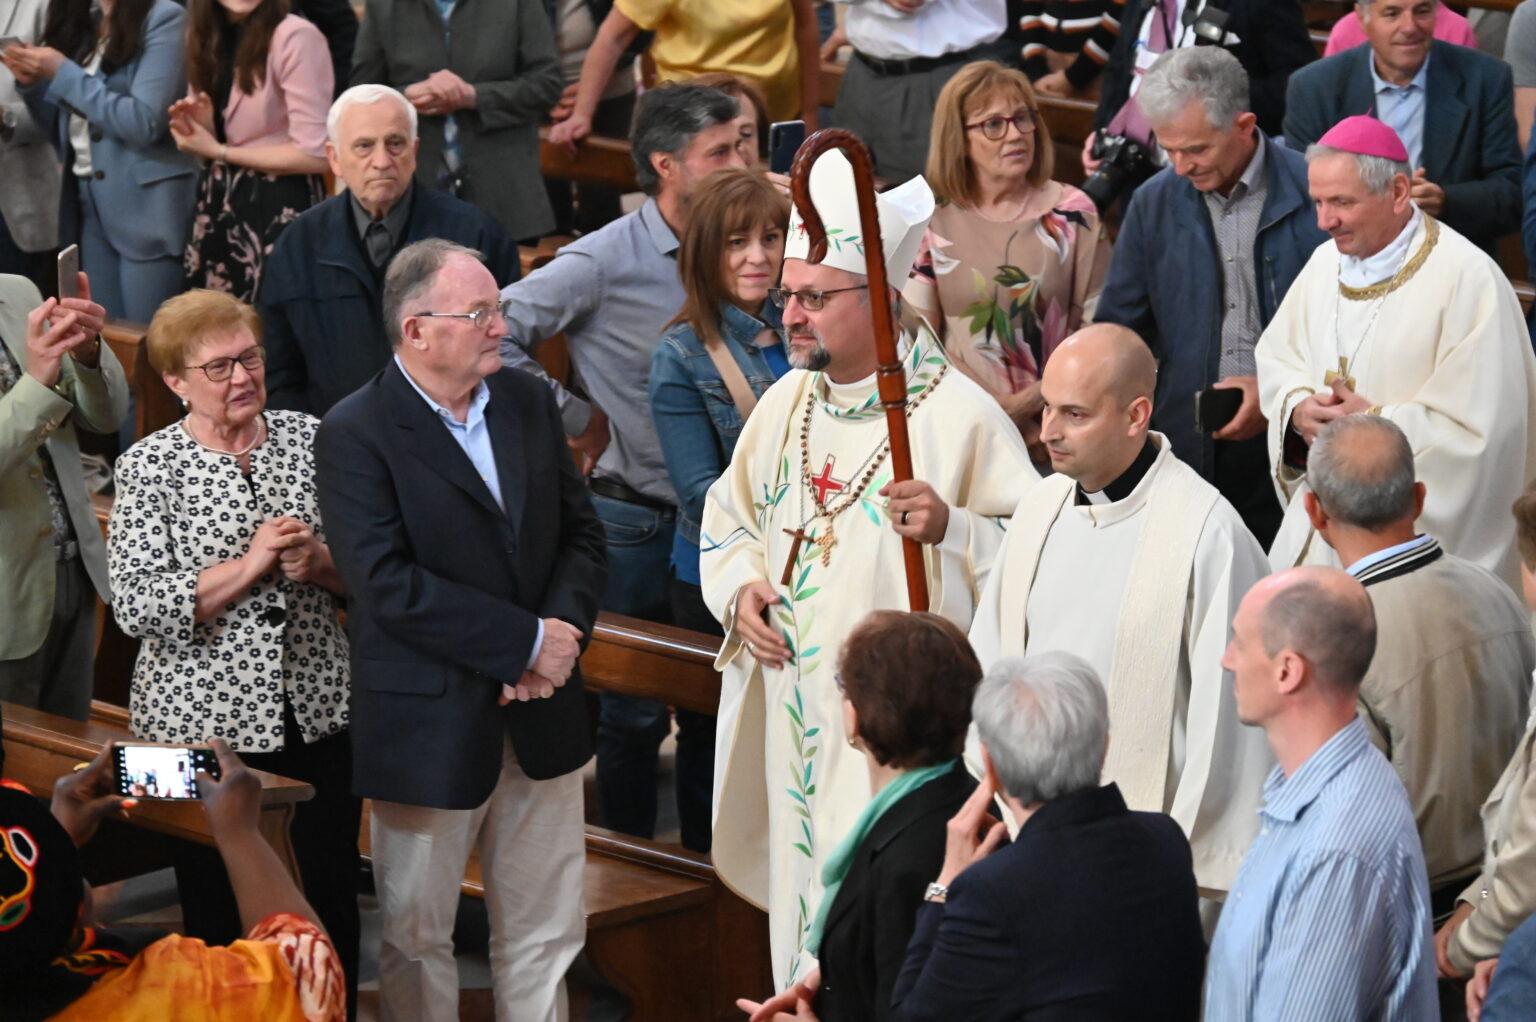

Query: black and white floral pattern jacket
<box><xmin>107</xmin><ymin>409</ymin><xmax>349</xmax><ymax>751</ymax></box>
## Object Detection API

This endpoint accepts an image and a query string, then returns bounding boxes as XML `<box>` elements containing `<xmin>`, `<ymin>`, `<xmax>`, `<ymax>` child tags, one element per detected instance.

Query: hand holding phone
<box><xmin>113</xmin><ymin>741</ymin><xmax>222</xmax><ymax>800</ymax></box>
<box><xmin>1194</xmin><ymin>387</ymin><xmax>1243</xmax><ymax>434</ymax></box>
<box><xmin>51</xmin><ymin>745</ymin><xmax>133</xmax><ymax>847</ymax></box>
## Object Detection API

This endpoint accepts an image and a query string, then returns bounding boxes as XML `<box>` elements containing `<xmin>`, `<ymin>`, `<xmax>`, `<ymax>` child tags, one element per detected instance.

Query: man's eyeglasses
<box><xmin>413</xmin><ymin>306</ymin><xmax>500</xmax><ymax>330</ymax></box>
<box><xmin>964</xmin><ymin>111</ymin><xmax>1038</xmax><ymax>141</ymax></box>
<box><xmin>767</xmin><ymin>285</ymin><xmax>869</xmax><ymax>311</ymax></box>
<box><xmin>187</xmin><ymin>346</ymin><xmax>265</xmax><ymax>382</ymax></box>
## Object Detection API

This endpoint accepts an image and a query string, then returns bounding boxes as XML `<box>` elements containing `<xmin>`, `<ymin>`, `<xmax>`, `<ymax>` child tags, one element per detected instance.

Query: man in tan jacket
<box><xmin>1440</xmin><ymin>482</ymin><xmax>1536</xmax><ymax>987</ymax></box>
<box><xmin>1304</xmin><ymin>415</ymin><xmax>1535</xmax><ymax>916</ymax></box>
<box><xmin>0</xmin><ymin>272</ymin><xmax>126</xmax><ymax>718</ymax></box>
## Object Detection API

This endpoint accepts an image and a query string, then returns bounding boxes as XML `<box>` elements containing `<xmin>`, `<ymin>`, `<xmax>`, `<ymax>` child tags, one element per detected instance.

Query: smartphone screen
<box><xmin>0</xmin><ymin>37</ymin><xmax>23</xmax><ymax>52</ymax></box>
<box><xmin>57</xmin><ymin>244</ymin><xmax>80</xmax><ymax>301</ymax></box>
<box><xmin>113</xmin><ymin>742</ymin><xmax>220</xmax><ymax>800</ymax></box>
<box><xmin>769</xmin><ymin>120</ymin><xmax>807</xmax><ymax>175</ymax></box>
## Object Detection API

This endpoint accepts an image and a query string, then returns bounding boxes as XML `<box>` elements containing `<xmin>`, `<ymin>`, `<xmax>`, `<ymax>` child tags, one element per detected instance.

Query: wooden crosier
<box><xmin>787</xmin><ymin>130</ymin><xmax>929</xmax><ymax>613</ymax></box>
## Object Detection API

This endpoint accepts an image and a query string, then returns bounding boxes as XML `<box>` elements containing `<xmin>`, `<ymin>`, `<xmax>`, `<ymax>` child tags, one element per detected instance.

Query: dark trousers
<box><xmin>173</xmin><ymin>699</ymin><xmax>362</xmax><ymax>1019</ymax></box>
<box><xmin>0</xmin><ymin>207</ymin><xmax>56</xmax><ymax>299</ymax></box>
<box><xmin>1214</xmin><ymin>433</ymin><xmax>1282</xmax><ymax>551</ymax></box>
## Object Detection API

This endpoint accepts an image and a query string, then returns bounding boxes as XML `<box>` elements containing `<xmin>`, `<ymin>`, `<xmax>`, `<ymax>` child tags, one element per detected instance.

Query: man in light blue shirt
<box><xmin>1371</xmin><ymin>50</ymin><xmax>1428</xmax><ymax>171</ymax></box>
<box><xmin>1206</xmin><ymin>565</ymin><xmax>1436</xmax><ymax>1021</ymax></box>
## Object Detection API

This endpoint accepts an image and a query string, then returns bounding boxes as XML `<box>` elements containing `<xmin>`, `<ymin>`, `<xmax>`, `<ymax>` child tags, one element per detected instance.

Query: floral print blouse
<box><xmin>904</xmin><ymin>181</ymin><xmax>1111</xmax><ymax>400</ymax></box>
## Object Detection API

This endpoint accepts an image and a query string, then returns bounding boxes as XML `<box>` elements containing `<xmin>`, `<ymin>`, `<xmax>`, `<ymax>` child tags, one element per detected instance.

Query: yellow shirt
<box><xmin>615</xmin><ymin>0</ymin><xmax>802</xmax><ymax>120</ymax></box>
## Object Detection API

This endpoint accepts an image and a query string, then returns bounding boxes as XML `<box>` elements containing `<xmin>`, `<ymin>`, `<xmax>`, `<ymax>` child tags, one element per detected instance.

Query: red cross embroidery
<box><xmin>810</xmin><ymin>456</ymin><xmax>847</xmax><ymax>504</ymax></box>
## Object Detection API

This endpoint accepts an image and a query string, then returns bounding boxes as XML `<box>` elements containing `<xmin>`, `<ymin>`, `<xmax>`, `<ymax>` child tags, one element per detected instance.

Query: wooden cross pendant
<box><xmin>1323</xmin><ymin>356</ymin><xmax>1356</xmax><ymax>391</ymax></box>
<box><xmin>781</xmin><ymin>528</ymin><xmax>812</xmax><ymax>586</ymax></box>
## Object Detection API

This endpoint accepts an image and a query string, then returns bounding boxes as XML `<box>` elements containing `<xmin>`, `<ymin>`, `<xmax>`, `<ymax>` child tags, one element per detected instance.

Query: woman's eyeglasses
<box><xmin>767</xmin><ymin>285</ymin><xmax>869</xmax><ymax>311</ymax></box>
<box><xmin>965</xmin><ymin>111</ymin><xmax>1038</xmax><ymax>141</ymax></box>
<box><xmin>187</xmin><ymin>346</ymin><xmax>265</xmax><ymax>382</ymax></box>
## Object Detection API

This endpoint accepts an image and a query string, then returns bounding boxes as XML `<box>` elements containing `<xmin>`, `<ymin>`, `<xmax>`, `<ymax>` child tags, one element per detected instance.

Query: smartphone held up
<box><xmin>112</xmin><ymin>741</ymin><xmax>221</xmax><ymax>800</ymax></box>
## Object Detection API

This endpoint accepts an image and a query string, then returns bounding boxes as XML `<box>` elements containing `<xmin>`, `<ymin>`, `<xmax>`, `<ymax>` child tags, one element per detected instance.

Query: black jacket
<box><xmin>815</xmin><ymin>763</ymin><xmax>975</xmax><ymax>1022</ymax></box>
<box><xmin>1094</xmin><ymin>0</ymin><xmax>1314</xmax><ymax>137</ymax></box>
<box><xmin>258</xmin><ymin>185</ymin><xmax>521</xmax><ymax>416</ymax></box>
<box><xmin>891</xmin><ymin>784</ymin><xmax>1205</xmax><ymax>1021</ymax></box>
<box><xmin>315</xmin><ymin>362</ymin><xmax>606</xmax><ymax>809</ymax></box>
<box><xmin>1284</xmin><ymin>39</ymin><xmax>1522</xmax><ymax>252</ymax></box>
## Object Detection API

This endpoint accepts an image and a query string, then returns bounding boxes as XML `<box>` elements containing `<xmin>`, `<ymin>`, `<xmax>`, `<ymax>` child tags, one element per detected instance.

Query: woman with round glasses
<box><xmin>905</xmin><ymin>61</ymin><xmax>1110</xmax><ymax>466</ymax></box>
<box><xmin>106</xmin><ymin>288</ymin><xmax>360</xmax><ymax>1011</ymax></box>
<box><xmin>647</xmin><ymin>169</ymin><xmax>790</xmax><ymax>851</ymax></box>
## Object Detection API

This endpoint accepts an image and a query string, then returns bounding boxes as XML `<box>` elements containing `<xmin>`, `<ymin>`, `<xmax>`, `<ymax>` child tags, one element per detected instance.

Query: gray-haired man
<box><xmin>259</xmin><ymin>84</ymin><xmax>520</xmax><ymax>416</ymax></box>
<box><xmin>1303</xmin><ymin>414</ymin><xmax>1535</xmax><ymax>930</ymax></box>
<box><xmin>498</xmin><ymin>81</ymin><xmax>747</xmax><ymax>852</ymax></box>
<box><xmin>1096</xmin><ymin>47</ymin><xmax>1327</xmax><ymax>549</ymax></box>
<box><xmin>888</xmin><ymin>653</ymin><xmax>1206</xmax><ymax>1020</ymax></box>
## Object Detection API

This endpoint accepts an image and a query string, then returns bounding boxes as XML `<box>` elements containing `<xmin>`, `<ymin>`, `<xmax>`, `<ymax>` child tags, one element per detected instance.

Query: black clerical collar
<box><xmin>1076</xmin><ymin>439</ymin><xmax>1158</xmax><ymax>506</ymax></box>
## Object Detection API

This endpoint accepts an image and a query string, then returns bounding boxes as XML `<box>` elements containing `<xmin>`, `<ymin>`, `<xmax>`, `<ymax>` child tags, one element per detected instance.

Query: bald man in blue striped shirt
<box><xmin>1205</xmin><ymin>565</ymin><xmax>1436</xmax><ymax>1021</ymax></box>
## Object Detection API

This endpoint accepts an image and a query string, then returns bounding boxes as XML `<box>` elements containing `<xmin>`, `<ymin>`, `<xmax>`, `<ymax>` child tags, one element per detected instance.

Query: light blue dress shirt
<box><xmin>1203</xmin><ymin>718</ymin><xmax>1437</xmax><ymax>1021</ymax></box>
<box><xmin>1372</xmin><ymin>54</ymin><xmax>1430</xmax><ymax>170</ymax></box>
<box><xmin>394</xmin><ymin>355</ymin><xmax>543</xmax><ymax>665</ymax></box>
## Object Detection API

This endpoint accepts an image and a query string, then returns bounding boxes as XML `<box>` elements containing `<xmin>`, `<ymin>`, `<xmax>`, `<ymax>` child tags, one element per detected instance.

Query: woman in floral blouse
<box><xmin>106</xmin><ymin>288</ymin><xmax>358</xmax><ymax>1013</ymax></box>
<box><xmin>904</xmin><ymin>60</ymin><xmax>1110</xmax><ymax>465</ymax></box>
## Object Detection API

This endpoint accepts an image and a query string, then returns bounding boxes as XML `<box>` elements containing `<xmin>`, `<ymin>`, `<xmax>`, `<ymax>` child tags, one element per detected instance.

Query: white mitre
<box><xmin>784</xmin><ymin>148</ymin><xmax>935</xmax><ymax>282</ymax></box>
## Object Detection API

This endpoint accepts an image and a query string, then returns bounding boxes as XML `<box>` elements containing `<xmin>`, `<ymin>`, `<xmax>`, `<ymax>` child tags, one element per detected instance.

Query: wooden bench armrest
<box><xmin>584</xmin><ymin>613</ymin><xmax>721</xmax><ymax>716</ymax></box>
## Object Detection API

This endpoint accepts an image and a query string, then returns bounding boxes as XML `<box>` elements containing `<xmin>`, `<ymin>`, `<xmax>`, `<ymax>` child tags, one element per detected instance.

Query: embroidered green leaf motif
<box><xmin>806</xmin><ymin>784</ymin><xmax>816</xmax><ymax>796</ymax></box>
<box><xmin>785</xmin><ymin>701</ymin><xmax>803</xmax><ymax>727</ymax></box>
<box><xmin>797</xmin><ymin>563</ymin><xmax>813</xmax><ymax>592</ymax></box>
<box><xmin>800</xmin><ymin>647</ymin><xmax>821</xmax><ymax>660</ymax></box>
<box><xmin>795</xmin><ymin>586</ymin><xmax>820</xmax><ymax>601</ymax></box>
<box><xmin>804</xmin><ymin>727</ymin><xmax>820</xmax><ymax>738</ymax></box>
<box><xmin>861</xmin><ymin>500</ymin><xmax>883</xmax><ymax>526</ymax></box>
<box><xmin>793</xmin><ymin>842</ymin><xmax>812</xmax><ymax>857</ymax></box>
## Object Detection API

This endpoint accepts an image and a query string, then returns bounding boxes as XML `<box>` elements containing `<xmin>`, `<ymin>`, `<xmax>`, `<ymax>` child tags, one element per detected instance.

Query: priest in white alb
<box><xmin>1257</xmin><ymin>115</ymin><xmax>1536</xmax><ymax>590</ymax></box>
<box><xmin>969</xmin><ymin>324</ymin><xmax>1273</xmax><ymax>897</ymax></box>
<box><xmin>700</xmin><ymin>149</ymin><xmax>1036</xmax><ymax>985</ymax></box>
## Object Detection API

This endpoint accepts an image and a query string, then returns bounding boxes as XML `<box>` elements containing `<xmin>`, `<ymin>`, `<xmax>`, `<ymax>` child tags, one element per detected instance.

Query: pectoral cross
<box><xmin>1323</xmin><ymin>356</ymin><xmax>1356</xmax><ymax>391</ymax></box>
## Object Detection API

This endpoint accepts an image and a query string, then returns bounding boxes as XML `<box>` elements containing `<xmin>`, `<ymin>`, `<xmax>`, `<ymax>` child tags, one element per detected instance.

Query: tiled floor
<box><xmin>93</xmin><ymin>734</ymin><xmax>683</xmax><ymax>1022</ymax></box>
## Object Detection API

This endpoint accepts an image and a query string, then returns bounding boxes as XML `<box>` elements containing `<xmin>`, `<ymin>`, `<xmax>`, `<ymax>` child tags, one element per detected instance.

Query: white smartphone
<box><xmin>57</xmin><ymin>244</ymin><xmax>80</xmax><ymax>301</ymax></box>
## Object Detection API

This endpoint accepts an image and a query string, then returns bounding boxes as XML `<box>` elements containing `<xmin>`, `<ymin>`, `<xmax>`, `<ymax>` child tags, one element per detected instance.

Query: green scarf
<box><xmin>804</xmin><ymin>759</ymin><xmax>957</xmax><ymax>958</ymax></box>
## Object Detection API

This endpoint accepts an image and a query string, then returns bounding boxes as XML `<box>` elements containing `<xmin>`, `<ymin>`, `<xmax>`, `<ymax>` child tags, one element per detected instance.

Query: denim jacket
<box><xmin>648</xmin><ymin>301</ymin><xmax>787</xmax><ymax>573</ymax></box>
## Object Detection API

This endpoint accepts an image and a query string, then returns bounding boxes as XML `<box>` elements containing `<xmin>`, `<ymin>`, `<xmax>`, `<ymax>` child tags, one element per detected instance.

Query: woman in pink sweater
<box><xmin>171</xmin><ymin>0</ymin><xmax>332</xmax><ymax>300</ymax></box>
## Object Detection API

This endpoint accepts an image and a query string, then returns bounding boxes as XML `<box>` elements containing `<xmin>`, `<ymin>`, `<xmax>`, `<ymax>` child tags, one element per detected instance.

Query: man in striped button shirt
<box><xmin>1205</xmin><ymin>565</ymin><xmax>1436</xmax><ymax>1020</ymax></box>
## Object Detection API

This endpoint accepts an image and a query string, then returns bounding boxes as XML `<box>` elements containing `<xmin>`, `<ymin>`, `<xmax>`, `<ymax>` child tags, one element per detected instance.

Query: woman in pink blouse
<box><xmin>171</xmin><ymin>0</ymin><xmax>332</xmax><ymax>300</ymax></box>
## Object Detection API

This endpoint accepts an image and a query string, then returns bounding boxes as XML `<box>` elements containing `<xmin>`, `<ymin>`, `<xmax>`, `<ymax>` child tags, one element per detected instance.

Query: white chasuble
<box><xmin>969</xmin><ymin>437</ymin><xmax>1272</xmax><ymax>892</ymax></box>
<box><xmin>700</xmin><ymin>325</ymin><xmax>1035</xmax><ymax>984</ymax></box>
<box><xmin>1256</xmin><ymin>214</ymin><xmax>1536</xmax><ymax>590</ymax></box>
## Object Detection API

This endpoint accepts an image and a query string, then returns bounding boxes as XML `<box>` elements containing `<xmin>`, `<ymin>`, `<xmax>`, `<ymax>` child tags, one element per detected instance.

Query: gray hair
<box><xmin>381</xmin><ymin>239</ymin><xmax>482</xmax><ymax>347</ymax></box>
<box><xmin>1137</xmin><ymin>47</ymin><xmax>1251</xmax><ymax>130</ymax></box>
<box><xmin>971</xmin><ymin>653</ymin><xmax>1107</xmax><ymax>805</ymax></box>
<box><xmin>328</xmin><ymin>84</ymin><xmax>418</xmax><ymax>145</ymax></box>
<box><xmin>1310</xmin><ymin>415</ymin><xmax>1417</xmax><ymax>530</ymax></box>
<box><xmin>1306</xmin><ymin>144</ymin><xmax>1411</xmax><ymax>195</ymax></box>
<box><xmin>1260</xmin><ymin>578</ymin><xmax>1378</xmax><ymax>694</ymax></box>
<box><xmin>630</xmin><ymin>83</ymin><xmax>740</xmax><ymax>196</ymax></box>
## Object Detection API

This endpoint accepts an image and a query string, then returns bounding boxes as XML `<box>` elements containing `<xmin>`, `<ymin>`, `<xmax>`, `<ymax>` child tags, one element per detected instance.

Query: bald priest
<box><xmin>969</xmin><ymin>324</ymin><xmax>1273</xmax><ymax>899</ymax></box>
<box><xmin>1258</xmin><ymin>116</ymin><xmax>1536</xmax><ymax>590</ymax></box>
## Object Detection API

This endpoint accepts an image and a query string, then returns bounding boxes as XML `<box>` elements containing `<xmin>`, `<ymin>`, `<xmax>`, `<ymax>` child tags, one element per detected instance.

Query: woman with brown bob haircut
<box><xmin>646</xmin><ymin>168</ymin><xmax>792</xmax><ymax>852</ymax></box>
<box><xmin>905</xmin><ymin>60</ymin><xmax>1110</xmax><ymax>467</ymax></box>
<box><xmin>740</xmin><ymin>610</ymin><xmax>980</xmax><ymax>1022</ymax></box>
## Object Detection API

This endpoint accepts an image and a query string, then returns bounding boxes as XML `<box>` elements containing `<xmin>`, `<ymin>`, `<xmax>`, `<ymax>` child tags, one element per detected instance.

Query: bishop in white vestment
<box><xmin>700</xmin><ymin>151</ymin><xmax>1036</xmax><ymax>984</ymax></box>
<box><xmin>1256</xmin><ymin>116</ymin><xmax>1536</xmax><ymax>590</ymax></box>
<box><xmin>970</xmin><ymin>325</ymin><xmax>1273</xmax><ymax>893</ymax></box>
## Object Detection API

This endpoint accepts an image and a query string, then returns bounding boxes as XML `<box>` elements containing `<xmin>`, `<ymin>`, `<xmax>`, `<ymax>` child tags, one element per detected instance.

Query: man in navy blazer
<box><xmin>1283</xmin><ymin>7</ymin><xmax>1520</xmax><ymax>253</ymax></box>
<box><xmin>888</xmin><ymin>653</ymin><xmax>1205</xmax><ymax>1021</ymax></box>
<box><xmin>314</xmin><ymin>239</ymin><xmax>605</xmax><ymax>1022</ymax></box>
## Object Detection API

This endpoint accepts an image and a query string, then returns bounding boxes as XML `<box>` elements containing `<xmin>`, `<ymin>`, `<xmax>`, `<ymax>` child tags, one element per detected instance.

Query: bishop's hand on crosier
<box><xmin>735</xmin><ymin>579</ymin><xmax>792</xmax><ymax>670</ymax></box>
<box><xmin>881</xmin><ymin>479</ymin><xmax>950</xmax><ymax>545</ymax></box>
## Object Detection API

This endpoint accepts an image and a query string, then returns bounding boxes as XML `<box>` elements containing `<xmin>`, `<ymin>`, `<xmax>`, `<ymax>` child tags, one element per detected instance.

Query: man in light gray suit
<box><xmin>0</xmin><ymin>272</ymin><xmax>126</xmax><ymax>718</ymax></box>
<box><xmin>0</xmin><ymin>0</ymin><xmax>61</xmax><ymax>296</ymax></box>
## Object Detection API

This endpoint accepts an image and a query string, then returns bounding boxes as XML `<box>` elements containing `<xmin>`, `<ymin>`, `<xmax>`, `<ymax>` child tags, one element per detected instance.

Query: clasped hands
<box><xmin>403</xmin><ymin>69</ymin><xmax>476</xmax><ymax>117</ymax></box>
<box><xmin>500</xmin><ymin>618</ymin><xmax>583</xmax><ymax>705</ymax></box>
<box><xmin>1291</xmin><ymin>377</ymin><xmax>1376</xmax><ymax>445</ymax></box>
<box><xmin>168</xmin><ymin>92</ymin><xmax>220</xmax><ymax>160</ymax></box>
<box><xmin>244</xmin><ymin>516</ymin><xmax>329</xmax><ymax>584</ymax></box>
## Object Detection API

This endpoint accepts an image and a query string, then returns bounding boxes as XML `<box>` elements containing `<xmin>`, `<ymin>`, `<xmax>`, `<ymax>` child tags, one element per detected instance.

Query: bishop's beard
<box><xmin>787</xmin><ymin>327</ymin><xmax>831</xmax><ymax>372</ymax></box>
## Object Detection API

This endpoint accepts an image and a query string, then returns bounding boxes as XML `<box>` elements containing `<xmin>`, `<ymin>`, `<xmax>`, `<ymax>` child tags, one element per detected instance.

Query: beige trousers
<box><xmin>371</xmin><ymin>736</ymin><xmax>585</xmax><ymax>1022</ymax></box>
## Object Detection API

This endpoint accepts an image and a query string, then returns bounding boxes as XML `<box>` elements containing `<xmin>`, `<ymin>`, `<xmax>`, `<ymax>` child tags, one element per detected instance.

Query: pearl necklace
<box><xmin>183</xmin><ymin>414</ymin><xmax>266</xmax><ymax>458</ymax></box>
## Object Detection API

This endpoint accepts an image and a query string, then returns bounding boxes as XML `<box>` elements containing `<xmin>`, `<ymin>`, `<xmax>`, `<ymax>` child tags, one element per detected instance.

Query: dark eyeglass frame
<box><xmin>187</xmin><ymin>346</ymin><xmax>265</xmax><ymax>383</ymax></box>
<box><xmin>964</xmin><ymin>111</ymin><xmax>1039</xmax><ymax>141</ymax></box>
<box><xmin>413</xmin><ymin>305</ymin><xmax>500</xmax><ymax>330</ymax></box>
<box><xmin>767</xmin><ymin>285</ymin><xmax>869</xmax><ymax>311</ymax></box>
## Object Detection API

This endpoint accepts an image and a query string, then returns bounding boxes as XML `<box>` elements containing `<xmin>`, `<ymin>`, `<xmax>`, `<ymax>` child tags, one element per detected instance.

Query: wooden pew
<box><xmin>103</xmin><ymin>321</ymin><xmax>180</xmax><ymax>441</ymax></box>
<box><xmin>2</xmin><ymin>700</ymin><xmax>314</xmax><ymax>884</ymax></box>
<box><xmin>539</xmin><ymin>126</ymin><xmax>638</xmax><ymax>193</ymax></box>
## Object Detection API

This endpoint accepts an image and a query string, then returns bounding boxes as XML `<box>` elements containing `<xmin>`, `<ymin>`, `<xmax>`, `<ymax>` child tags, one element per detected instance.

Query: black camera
<box><xmin>1081</xmin><ymin>131</ymin><xmax>1157</xmax><ymax>214</ymax></box>
<box><xmin>1185</xmin><ymin>0</ymin><xmax>1231</xmax><ymax>47</ymax></box>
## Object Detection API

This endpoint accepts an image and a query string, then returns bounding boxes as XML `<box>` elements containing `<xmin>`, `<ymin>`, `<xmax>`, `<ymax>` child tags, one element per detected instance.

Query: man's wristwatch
<box><xmin>922</xmin><ymin>882</ymin><xmax>949</xmax><ymax>904</ymax></box>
